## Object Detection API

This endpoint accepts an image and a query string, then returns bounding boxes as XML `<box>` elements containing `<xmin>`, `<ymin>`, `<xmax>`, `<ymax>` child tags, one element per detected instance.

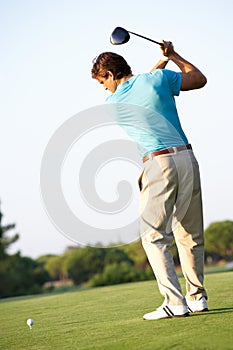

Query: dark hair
<box><xmin>91</xmin><ymin>52</ymin><xmax>132</xmax><ymax>80</ymax></box>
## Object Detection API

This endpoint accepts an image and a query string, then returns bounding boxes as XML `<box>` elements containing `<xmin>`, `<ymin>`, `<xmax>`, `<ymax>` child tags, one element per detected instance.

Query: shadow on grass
<box><xmin>61</xmin><ymin>321</ymin><xmax>83</xmax><ymax>325</ymax></box>
<box><xmin>209</xmin><ymin>307</ymin><xmax>233</xmax><ymax>313</ymax></box>
<box><xmin>191</xmin><ymin>307</ymin><xmax>233</xmax><ymax>317</ymax></box>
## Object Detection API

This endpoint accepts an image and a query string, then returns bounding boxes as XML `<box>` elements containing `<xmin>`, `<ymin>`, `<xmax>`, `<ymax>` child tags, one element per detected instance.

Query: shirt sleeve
<box><xmin>162</xmin><ymin>69</ymin><xmax>182</xmax><ymax>96</ymax></box>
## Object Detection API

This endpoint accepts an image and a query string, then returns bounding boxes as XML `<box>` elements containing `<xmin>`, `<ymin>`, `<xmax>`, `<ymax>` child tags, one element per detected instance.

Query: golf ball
<box><xmin>27</xmin><ymin>318</ymin><xmax>34</xmax><ymax>329</ymax></box>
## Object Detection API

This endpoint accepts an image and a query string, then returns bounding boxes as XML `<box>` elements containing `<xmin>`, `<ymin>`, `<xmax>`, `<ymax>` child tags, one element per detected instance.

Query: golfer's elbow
<box><xmin>199</xmin><ymin>73</ymin><xmax>207</xmax><ymax>88</ymax></box>
<box><xmin>181</xmin><ymin>71</ymin><xmax>207</xmax><ymax>90</ymax></box>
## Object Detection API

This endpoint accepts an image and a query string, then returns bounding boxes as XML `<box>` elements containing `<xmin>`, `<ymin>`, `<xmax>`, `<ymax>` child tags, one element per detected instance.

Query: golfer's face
<box><xmin>97</xmin><ymin>73</ymin><xmax>117</xmax><ymax>93</ymax></box>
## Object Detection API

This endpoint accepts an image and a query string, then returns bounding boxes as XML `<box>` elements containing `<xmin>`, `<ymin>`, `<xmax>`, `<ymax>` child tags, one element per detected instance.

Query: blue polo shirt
<box><xmin>106</xmin><ymin>69</ymin><xmax>189</xmax><ymax>157</ymax></box>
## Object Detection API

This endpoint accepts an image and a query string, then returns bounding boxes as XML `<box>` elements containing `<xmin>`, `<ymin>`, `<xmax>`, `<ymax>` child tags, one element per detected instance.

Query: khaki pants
<box><xmin>139</xmin><ymin>149</ymin><xmax>207</xmax><ymax>306</ymax></box>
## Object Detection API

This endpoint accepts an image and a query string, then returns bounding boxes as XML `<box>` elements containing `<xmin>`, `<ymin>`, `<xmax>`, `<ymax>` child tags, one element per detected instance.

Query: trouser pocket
<box><xmin>137</xmin><ymin>170</ymin><xmax>144</xmax><ymax>191</ymax></box>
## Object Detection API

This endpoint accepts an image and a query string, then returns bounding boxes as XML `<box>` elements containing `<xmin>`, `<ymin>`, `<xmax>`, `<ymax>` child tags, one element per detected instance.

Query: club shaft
<box><xmin>128</xmin><ymin>31</ymin><xmax>163</xmax><ymax>46</ymax></box>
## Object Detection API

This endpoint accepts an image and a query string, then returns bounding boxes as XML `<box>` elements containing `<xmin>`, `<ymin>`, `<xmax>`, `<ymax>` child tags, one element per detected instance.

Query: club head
<box><xmin>110</xmin><ymin>27</ymin><xmax>130</xmax><ymax>45</ymax></box>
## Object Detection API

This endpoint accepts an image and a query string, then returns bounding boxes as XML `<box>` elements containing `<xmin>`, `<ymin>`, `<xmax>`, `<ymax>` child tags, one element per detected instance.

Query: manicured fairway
<box><xmin>0</xmin><ymin>272</ymin><xmax>232</xmax><ymax>350</ymax></box>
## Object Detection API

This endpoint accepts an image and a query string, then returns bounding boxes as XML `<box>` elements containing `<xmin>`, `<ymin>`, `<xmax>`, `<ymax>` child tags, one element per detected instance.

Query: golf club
<box><xmin>110</xmin><ymin>27</ymin><xmax>163</xmax><ymax>46</ymax></box>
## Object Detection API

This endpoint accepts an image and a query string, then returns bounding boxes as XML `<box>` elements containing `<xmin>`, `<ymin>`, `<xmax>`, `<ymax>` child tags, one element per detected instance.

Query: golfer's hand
<box><xmin>160</xmin><ymin>41</ymin><xmax>207</xmax><ymax>90</ymax></box>
<box><xmin>161</xmin><ymin>40</ymin><xmax>174</xmax><ymax>57</ymax></box>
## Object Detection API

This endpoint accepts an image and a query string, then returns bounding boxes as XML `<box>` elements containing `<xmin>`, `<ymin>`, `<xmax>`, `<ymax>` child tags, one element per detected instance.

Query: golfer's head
<box><xmin>92</xmin><ymin>52</ymin><xmax>132</xmax><ymax>92</ymax></box>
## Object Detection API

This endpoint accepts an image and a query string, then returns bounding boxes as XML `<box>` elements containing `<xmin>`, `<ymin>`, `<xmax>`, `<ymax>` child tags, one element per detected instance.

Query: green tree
<box><xmin>104</xmin><ymin>247</ymin><xmax>134</xmax><ymax>266</ymax></box>
<box><xmin>0</xmin><ymin>202</ymin><xmax>50</xmax><ymax>297</ymax></box>
<box><xmin>205</xmin><ymin>220</ymin><xmax>233</xmax><ymax>258</ymax></box>
<box><xmin>66</xmin><ymin>246</ymin><xmax>106</xmax><ymax>285</ymax></box>
<box><xmin>44</xmin><ymin>255</ymin><xmax>69</xmax><ymax>280</ymax></box>
<box><xmin>0</xmin><ymin>203</ymin><xmax>19</xmax><ymax>259</ymax></box>
<box><xmin>0</xmin><ymin>253</ymin><xmax>49</xmax><ymax>297</ymax></box>
<box><xmin>89</xmin><ymin>261</ymin><xmax>138</xmax><ymax>287</ymax></box>
<box><xmin>61</xmin><ymin>242</ymin><xmax>158</xmax><ymax>288</ymax></box>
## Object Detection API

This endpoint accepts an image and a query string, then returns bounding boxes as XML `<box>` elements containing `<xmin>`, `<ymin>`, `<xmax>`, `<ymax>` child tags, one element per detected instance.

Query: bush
<box><xmin>0</xmin><ymin>253</ymin><xmax>49</xmax><ymax>298</ymax></box>
<box><xmin>89</xmin><ymin>261</ymin><xmax>154</xmax><ymax>287</ymax></box>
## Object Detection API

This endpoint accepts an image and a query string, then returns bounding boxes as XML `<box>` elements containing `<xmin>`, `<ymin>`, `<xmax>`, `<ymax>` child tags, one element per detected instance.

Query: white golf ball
<box><xmin>27</xmin><ymin>318</ymin><xmax>34</xmax><ymax>329</ymax></box>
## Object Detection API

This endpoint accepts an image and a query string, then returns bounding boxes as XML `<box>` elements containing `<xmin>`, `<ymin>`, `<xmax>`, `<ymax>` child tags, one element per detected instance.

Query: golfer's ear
<box><xmin>107</xmin><ymin>71</ymin><xmax>115</xmax><ymax>80</ymax></box>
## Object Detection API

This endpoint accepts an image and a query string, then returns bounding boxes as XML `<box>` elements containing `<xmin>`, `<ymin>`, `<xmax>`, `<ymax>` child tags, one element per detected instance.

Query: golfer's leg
<box><xmin>141</xmin><ymin>234</ymin><xmax>185</xmax><ymax>306</ymax></box>
<box><xmin>140</xmin><ymin>156</ymin><xmax>186</xmax><ymax>306</ymax></box>
<box><xmin>173</xmin><ymin>151</ymin><xmax>207</xmax><ymax>301</ymax></box>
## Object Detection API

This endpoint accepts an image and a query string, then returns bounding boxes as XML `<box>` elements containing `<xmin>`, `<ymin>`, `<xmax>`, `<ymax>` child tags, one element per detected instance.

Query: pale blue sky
<box><xmin>0</xmin><ymin>0</ymin><xmax>232</xmax><ymax>258</ymax></box>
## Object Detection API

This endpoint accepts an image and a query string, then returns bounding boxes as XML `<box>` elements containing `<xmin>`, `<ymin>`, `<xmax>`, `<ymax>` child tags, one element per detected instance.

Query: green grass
<box><xmin>0</xmin><ymin>272</ymin><xmax>232</xmax><ymax>350</ymax></box>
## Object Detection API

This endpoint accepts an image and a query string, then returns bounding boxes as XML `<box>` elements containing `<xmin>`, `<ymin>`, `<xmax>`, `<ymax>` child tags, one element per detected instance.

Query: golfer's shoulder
<box><xmin>150</xmin><ymin>68</ymin><xmax>178</xmax><ymax>78</ymax></box>
<box><xmin>143</xmin><ymin>69</ymin><xmax>164</xmax><ymax>83</ymax></box>
<box><xmin>133</xmin><ymin>71</ymin><xmax>166</xmax><ymax>86</ymax></box>
<box><xmin>160</xmin><ymin>69</ymin><xmax>182</xmax><ymax>82</ymax></box>
<box><xmin>145</xmin><ymin>69</ymin><xmax>165</xmax><ymax>80</ymax></box>
<box><xmin>152</xmin><ymin>69</ymin><xmax>182</xmax><ymax>87</ymax></box>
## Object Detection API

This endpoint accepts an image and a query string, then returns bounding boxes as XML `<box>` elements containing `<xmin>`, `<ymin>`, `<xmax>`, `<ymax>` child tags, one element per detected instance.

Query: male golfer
<box><xmin>92</xmin><ymin>40</ymin><xmax>208</xmax><ymax>320</ymax></box>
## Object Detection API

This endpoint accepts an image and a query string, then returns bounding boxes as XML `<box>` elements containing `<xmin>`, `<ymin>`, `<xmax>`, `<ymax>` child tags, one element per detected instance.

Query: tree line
<box><xmin>0</xmin><ymin>203</ymin><xmax>232</xmax><ymax>298</ymax></box>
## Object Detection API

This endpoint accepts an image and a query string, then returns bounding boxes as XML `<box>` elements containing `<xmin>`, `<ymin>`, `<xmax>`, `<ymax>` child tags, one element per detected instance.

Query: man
<box><xmin>91</xmin><ymin>40</ymin><xmax>208</xmax><ymax>320</ymax></box>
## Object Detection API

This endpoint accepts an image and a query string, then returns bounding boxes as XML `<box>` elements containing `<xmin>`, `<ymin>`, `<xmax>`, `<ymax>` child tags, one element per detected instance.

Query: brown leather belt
<box><xmin>142</xmin><ymin>144</ymin><xmax>192</xmax><ymax>163</ymax></box>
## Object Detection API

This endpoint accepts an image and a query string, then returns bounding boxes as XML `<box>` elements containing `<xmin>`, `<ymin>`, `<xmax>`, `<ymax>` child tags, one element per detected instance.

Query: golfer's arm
<box><xmin>150</xmin><ymin>59</ymin><xmax>168</xmax><ymax>72</ymax></box>
<box><xmin>169</xmin><ymin>52</ymin><xmax>207</xmax><ymax>90</ymax></box>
